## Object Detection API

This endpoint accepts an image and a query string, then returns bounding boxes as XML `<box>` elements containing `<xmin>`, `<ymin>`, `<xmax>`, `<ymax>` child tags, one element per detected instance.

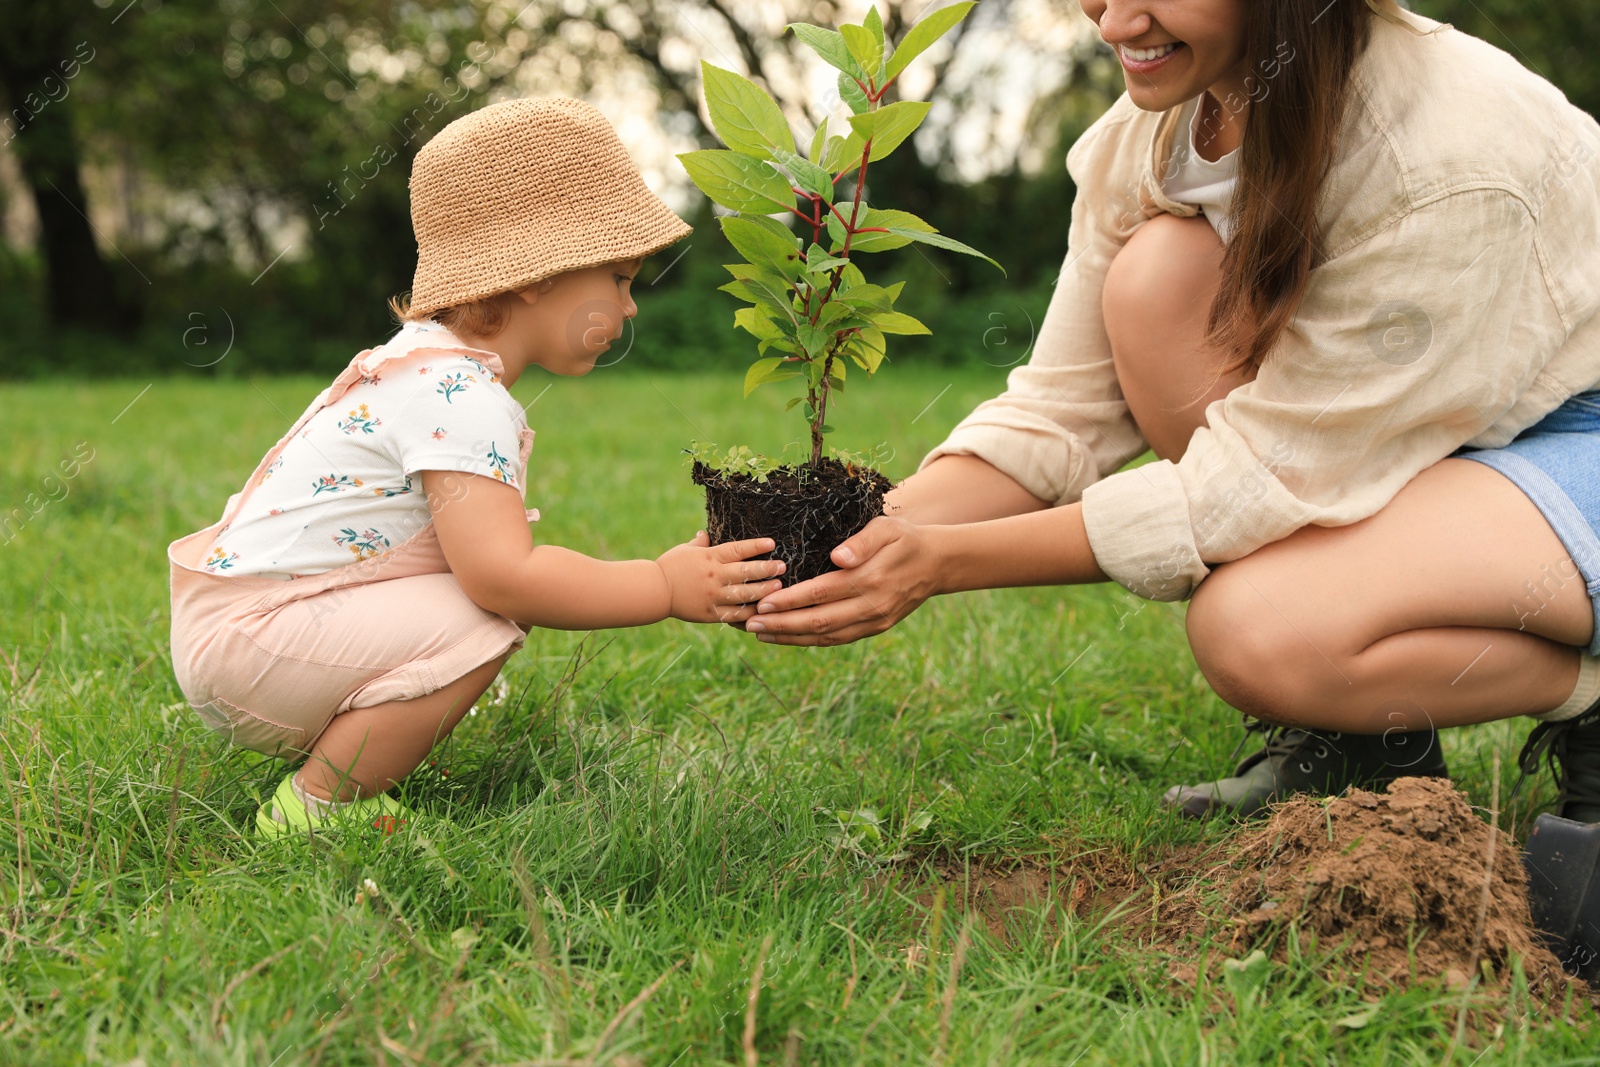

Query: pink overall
<box><xmin>168</xmin><ymin>342</ymin><xmax>534</xmax><ymax>759</ymax></box>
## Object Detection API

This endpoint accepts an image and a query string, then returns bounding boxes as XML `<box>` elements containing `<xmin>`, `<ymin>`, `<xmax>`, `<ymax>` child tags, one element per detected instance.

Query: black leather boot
<box><xmin>1517</xmin><ymin>703</ymin><xmax>1600</xmax><ymax>823</ymax></box>
<box><xmin>1162</xmin><ymin>718</ymin><xmax>1449</xmax><ymax>819</ymax></box>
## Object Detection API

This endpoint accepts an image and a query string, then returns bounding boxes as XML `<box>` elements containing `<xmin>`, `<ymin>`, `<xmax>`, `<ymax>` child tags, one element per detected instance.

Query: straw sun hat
<box><xmin>407</xmin><ymin>97</ymin><xmax>692</xmax><ymax>317</ymax></box>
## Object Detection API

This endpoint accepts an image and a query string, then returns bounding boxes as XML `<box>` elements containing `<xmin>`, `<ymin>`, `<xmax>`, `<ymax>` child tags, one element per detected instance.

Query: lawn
<box><xmin>0</xmin><ymin>366</ymin><xmax>1591</xmax><ymax>1065</ymax></box>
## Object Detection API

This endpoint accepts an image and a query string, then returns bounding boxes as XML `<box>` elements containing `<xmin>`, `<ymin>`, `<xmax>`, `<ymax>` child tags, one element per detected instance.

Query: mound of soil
<box><xmin>692</xmin><ymin>458</ymin><xmax>892</xmax><ymax>586</ymax></box>
<box><xmin>930</xmin><ymin>778</ymin><xmax>1584</xmax><ymax>998</ymax></box>
<box><xmin>1212</xmin><ymin>776</ymin><xmax>1569</xmax><ymax>989</ymax></box>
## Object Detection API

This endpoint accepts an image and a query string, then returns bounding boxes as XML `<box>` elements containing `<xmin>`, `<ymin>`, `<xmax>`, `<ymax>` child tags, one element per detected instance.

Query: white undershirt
<box><xmin>1162</xmin><ymin>94</ymin><xmax>1241</xmax><ymax>243</ymax></box>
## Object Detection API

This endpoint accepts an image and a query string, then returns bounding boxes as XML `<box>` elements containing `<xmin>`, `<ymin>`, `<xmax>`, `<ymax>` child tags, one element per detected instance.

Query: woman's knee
<box><xmin>1187</xmin><ymin>563</ymin><xmax>1332</xmax><ymax>723</ymax></box>
<box><xmin>1102</xmin><ymin>213</ymin><xmax>1224</xmax><ymax>338</ymax></box>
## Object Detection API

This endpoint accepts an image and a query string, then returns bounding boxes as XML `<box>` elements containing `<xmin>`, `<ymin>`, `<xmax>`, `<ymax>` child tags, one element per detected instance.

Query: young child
<box><xmin>168</xmin><ymin>98</ymin><xmax>784</xmax><ymax>837</ymax></box>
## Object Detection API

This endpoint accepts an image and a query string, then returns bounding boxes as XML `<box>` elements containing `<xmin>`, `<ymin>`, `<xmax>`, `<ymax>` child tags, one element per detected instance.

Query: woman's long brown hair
<box><xmin>1205</xmin><ymin>0</ymin><xmax>1381</xmax><ymax>372</ymax></box>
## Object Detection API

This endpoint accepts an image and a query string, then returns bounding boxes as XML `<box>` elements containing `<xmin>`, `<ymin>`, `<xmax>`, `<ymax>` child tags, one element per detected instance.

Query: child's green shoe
<box><xmin>256</xmin><ymin>775</ymin><xmax>412</xmax><ymax>839</ymax></box>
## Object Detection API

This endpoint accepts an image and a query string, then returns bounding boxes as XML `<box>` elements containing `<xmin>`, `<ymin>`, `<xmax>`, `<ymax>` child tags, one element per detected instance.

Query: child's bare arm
<box><xmin>422</xmin><ymin>470</ymin><xmax>784</xmax><ymax>629</ymax></box>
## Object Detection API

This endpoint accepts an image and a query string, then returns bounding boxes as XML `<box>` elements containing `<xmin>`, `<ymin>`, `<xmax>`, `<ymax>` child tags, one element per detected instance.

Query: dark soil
<box><xmin>692</xmin><ymin>457</ymin><xmax>893</xmax><ymax>586</ymax></box>
<box><xmin>923</xmin><ymin>778</ymin><xmax>1589</xmax><ymax>1004</ymax></box>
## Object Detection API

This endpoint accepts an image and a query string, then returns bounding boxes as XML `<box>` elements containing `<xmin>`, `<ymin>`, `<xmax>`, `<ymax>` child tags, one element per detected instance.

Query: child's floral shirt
<box><xmin>203</xmin><ymin>322</ymin><xmax>530</xmax><ymax>579</ymax></box>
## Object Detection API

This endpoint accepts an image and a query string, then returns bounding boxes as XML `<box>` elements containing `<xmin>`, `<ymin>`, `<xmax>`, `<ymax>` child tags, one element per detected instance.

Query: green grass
<box><xmin>0</xmin><ymin>367</ymin><xmax>1591</xmax><ymax>1065</ymax></box>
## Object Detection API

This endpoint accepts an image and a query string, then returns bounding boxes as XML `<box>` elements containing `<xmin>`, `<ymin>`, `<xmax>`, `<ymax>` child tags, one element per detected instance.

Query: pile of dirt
<box><xmin>932</xmin><ymin>778</ymin><xmax>1583</xmax><ymax>997</ymax></box>
<box><xmin>1204</xmin><ymin>776</ymin><xmax>1570</xmax><ymax>990</ymax></box>
<box><xmin>693</xmin><ymin>457</ymin><xmax>891</xmax><ymax>585</ymax></box>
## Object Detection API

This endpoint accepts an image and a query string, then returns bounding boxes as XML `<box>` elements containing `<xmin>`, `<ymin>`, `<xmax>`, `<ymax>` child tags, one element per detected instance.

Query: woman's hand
<box><xmin>656</xmin><ymin>532</ymin><xmax>787</xmax><ymax>624</ymax></box>
<box><xmin>742</xmin><ymin>517</ymin><xmax>942</xmax><ymax>646</ymax></box>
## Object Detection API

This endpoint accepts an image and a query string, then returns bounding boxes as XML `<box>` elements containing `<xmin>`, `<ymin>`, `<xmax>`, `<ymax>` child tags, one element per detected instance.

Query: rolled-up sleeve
<box><xmin>1083</xmin><ymin>187</ymin><xmax>1568</xmax><ymax>600</ymax></box>
<box><xmin>920</xmin><ymin>105</ymin><xmax>1151</xmax><ymax>505</ymax></box>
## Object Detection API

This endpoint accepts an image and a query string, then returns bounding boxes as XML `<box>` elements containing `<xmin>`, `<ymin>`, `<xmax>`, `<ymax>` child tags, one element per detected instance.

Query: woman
<box><xmin>747</xmin><ymin>0</ymin><xmax>1600</xmax><ymax>821</ymax></box>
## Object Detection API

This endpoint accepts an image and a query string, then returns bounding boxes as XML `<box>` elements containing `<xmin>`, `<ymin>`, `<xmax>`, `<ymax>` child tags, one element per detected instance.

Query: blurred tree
<box><xmin>0</xmin><ymin>2</ymin><xmax>139</xmax><ymax>331</ymax></box>
<box><xmin>1</xmin><ymin>0</ymin><xmax>1104</xmax><ymax>371</ymax></box>
<box><xmin>1410</xmin><ymin>1</ymin><xmax>1600</xmax><ymax>120</ymax></box>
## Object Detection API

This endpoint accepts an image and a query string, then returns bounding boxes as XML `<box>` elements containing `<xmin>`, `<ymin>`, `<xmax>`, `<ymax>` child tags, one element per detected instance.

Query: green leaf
<box><xmin>828</xmin><ymin>357</ymin><xmax>847</xmax><ymax>382</ymax></box>
<box><xmin>848</xmin><ymin>100</ymin><xmax>931</xmax><ymax>162</ymax></box>
<box><xmin>724</xmin><ymin>262</ymin><xmax>793</xmax><ymax>287</ymax></box>
<box><xmin>744</xmin><ymin>356</ymin><xmax>802</xmax><ymax>397</ymax></box>
<box><xmin>870</xmin><ymin>310</ymin><xmax>931</xmax><ymax>336</ymax></box>
<box><xmin>734</xmin><ymin>307</ymin><xmax>788</xmax><ymax>344</ymax></box>
<box><xmin>838</xmin><ymin>71</ymin><xmax>871</xmax><ymax>116</ymax></box>
<box><xmin>805</xmin><ymin>242</ymin><xmax>851</xmax><ymax>274</ymax></box>
<box><xmin>815</xmin><ymin>301</ymin><xmax>864</xmax><ymax>330</ymax></box>
<box><xmin>785</xmin><ymin>395</ymin><xmax>806</xmax><ymax>411</ymax></box>
<box><xmin>797</xmin><ymin>323</ymin><xmax>831</xmax><ymax>361</ymax></box>
<box><xmin>772</xmin><ymin>148</ymin><xmax>835</xmax><ymax>203</ymax></box>
<box><xmin>701</xmin><ymin>62</ymin><xmax>793</xmax><ymax>159</ymax></box>
<box><xmin>808</xmin><ymin>122</ymin><xmax>828</xmax><ymax>166</ymax></box>
<box><xmin>823</xmin><ymin>131</ymin><xmax>869</xmax><ymax>175</ymax></box>
<box><xmin>720</xmin><ymin>278</ymin><xmax>780</xmax><ymax>309</ymax></box>
<box><xmin>787</xmin><ymin>25</ymin><xmax>865</xmax><ymax>79</ymax></box>
<box><xmin>886</xmin><ymin>2</ymin><xmax>977</xmax><ymax>81</ymax></box>
<box><xmin>678</xmin><ymin>150</ymin><xmax>796</xmax><ymax>214</ymax></box>
<box><xmin>839</xmin><ymin>283</ymin><xmax>897</xmax><ymax>311</ymax></box>
<box><xmin>848</xmin><ymin>326</ymin><xmax>887</xmax><ymax>374</ymax></box>
<box><xmin>884</xmin><ymin>226</ymin><xmax>1007</xmax><ymax>274</ymax></box>
<box><xmin>1221</xmin><ymin>949</ymin><xmax>1271</xmax><ymax>1013</ymax></box>
<box><xmin>1333</xmin><ymin>1006</ymin><xmax>1380</xmax><ymax>1031</ymax></box>
<box><xmin>720</xmin><ymin>266</ymin><xmax>799</xmax><ymax>319</ymax></box>
<box><xmin>720</xmin><ymin>216</ymin><xmax>802</xmax><ymax>278</ymax></box>
<box><xmin>840</xmin><ymin>25</ymin><xmax>884</xmax><ymax>84</ymax></box>
<box><xmin>740</xmin><ymin>214</ymin><xmax>802</xmax><ymax>243</ymax></box>
<box><xmin>865</xmin><ymin>6</ymin><xmax>886</xmax><ymax>51</ymax></box>
<box><xmin>827</xmin><ymin>207</ymin><xmax>936</xmax><ymax>253</ymax></box>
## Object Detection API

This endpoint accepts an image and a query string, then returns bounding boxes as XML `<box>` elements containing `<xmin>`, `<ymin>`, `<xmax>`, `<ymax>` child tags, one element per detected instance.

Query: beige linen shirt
<box><xmin>922</xmin><ymin>12</ymin><xmax>1600</xmax><ymax>601</ymax></box>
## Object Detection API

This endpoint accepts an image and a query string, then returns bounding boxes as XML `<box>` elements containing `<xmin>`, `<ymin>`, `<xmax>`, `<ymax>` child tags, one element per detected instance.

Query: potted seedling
<box><xmin>679</xmin><ymin>2</ymin><xmax>1001</xmax><ymax>585</ymax></box>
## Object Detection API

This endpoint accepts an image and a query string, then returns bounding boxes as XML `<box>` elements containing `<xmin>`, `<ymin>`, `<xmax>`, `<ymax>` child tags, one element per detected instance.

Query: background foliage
<box><xmin>0</xmin><ymin>0</ymin><xmax>1100</xmax><ymax>377</ymax></box>
<box><xmin>2</xmin><ymin>1</ymin><xmax>1575</xmax><ymax>379</ymax></box>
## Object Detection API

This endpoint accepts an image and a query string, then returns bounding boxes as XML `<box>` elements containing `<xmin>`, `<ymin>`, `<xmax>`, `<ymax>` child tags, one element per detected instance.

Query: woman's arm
<box><xmin>885</xmin><ymin>454</ymin><xmax>1051</xmax><ymax>525</ymax></box>
<box><xmin>422</xmin><ymin>470</ymin><xmax>783</xmax><ymax>629</ymax></box>
<box><xmin>745</xmin><ymin>503</ymin><xmax>1107</xmax><ymax>646</ymax></box>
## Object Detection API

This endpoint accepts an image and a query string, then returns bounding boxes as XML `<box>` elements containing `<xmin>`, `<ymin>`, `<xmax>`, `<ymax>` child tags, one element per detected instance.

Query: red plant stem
<box><xmin>820</xmin><ymin>144</ymin><xmax>872</xmax><ymax>310</ymax></box>
<box><xmin>800</xmin><ymin>194</ymin><xmax>825</xmax><ymax>320</ymax></box>
<box><xmin>809</xmin><ymin>140</ymin><xmax>873</xmax><ymax>466</ymax></box>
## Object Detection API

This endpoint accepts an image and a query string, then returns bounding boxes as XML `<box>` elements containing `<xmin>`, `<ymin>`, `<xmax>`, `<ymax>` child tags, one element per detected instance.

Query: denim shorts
<box><xmin>1456</xmin><ymin>389</ymin><xmax>1600</xmax><ymax>655</ymax></box>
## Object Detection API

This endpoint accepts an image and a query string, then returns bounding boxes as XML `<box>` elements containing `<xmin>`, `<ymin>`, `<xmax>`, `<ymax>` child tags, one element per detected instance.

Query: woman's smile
<box><xmin>1119</xmin><ymin>40</ymin><xmax>1186</xmax><ymax>73</ymax></box>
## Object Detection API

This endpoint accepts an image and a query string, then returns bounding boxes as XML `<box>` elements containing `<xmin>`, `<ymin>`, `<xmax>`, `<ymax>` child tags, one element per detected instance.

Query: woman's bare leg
<box><xmin>1186</xmin><ymin>458</ymin><xmax>1592</xmax><ymax>732</ymax></box>
<box><xmin>297</xmin><ymin>652</ymin><xmax>512</xmax><ymax>802</ymax></box>
<box><xmin>1101</xmin><ymin>211</ymin><xmax>1598</xmax><ymax>820</ymax></box>
<box><xmin>1102</xmin><ymin>213</ymin><xmax>1253</xmax><ymax>462</ymax></box>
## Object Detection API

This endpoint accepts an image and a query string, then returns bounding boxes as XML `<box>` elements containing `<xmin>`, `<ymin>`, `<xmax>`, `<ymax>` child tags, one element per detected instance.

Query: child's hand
<box><xmin>655</xmin><ymin>532</ymin><xmax>786</xmax><ymax>624</ymax></box>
